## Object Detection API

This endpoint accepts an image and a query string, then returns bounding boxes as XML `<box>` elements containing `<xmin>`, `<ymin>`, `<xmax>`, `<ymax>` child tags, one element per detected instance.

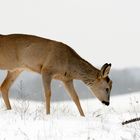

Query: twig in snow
<box><xmin>122</xmin><ymin>117</ymin><xmax>140</xmax><ymax>125</ymax></box>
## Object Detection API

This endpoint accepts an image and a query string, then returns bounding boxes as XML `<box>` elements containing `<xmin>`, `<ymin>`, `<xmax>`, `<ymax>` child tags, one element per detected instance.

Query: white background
<box><xmin>0</xmin><ymin>0</ymin><xmax>140</xmax><ymax>69</ymax></box>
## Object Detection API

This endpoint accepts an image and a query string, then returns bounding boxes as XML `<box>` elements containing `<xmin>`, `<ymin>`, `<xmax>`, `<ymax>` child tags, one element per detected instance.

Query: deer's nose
<box><xmin>102</xmin><ymin>101</ymin><xmax>110</xmax><ymax>106</ymax></box>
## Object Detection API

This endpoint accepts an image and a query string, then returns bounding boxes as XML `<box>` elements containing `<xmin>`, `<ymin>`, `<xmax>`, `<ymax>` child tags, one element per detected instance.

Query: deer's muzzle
<box><xmin>102</xmin><ymin>101</ymin><xmax>110</xmax><ymax>106</ymax></box>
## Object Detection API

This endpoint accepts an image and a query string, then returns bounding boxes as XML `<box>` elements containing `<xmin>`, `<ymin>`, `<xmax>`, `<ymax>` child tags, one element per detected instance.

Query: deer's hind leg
<box><xmin>0</xmin><ymin>70</ymin><xmax>22</xmax><ymax>109</ymax></box>
<box><xmin>63</xmin><ymin>80</ymin><xmax>85</xmax><ymax>116</ymax></box>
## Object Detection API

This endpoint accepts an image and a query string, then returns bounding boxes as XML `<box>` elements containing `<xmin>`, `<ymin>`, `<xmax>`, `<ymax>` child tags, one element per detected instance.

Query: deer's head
<box><xmin>90</xmin><ymin>63</ymin><xmax>112</xmax><ymax>106</ymax></box>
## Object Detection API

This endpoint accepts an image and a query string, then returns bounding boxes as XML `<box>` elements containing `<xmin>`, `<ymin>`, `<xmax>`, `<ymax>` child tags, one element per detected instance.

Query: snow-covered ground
<box><xmin>0</xmin><ymin>91</ymin><xmax>140</xmax><ymax>140</ymax></box>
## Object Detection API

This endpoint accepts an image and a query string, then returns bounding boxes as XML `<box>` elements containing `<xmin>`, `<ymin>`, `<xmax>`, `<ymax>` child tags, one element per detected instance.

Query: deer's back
<box><xmin>0</xmin><ymin>34</ymin><xmax>81</xmax><ymax>74</ymax></box>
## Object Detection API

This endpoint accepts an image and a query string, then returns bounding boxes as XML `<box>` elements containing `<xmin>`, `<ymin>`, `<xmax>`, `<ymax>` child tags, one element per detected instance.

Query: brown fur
<box><xmin>0</xmin><ymin>34</ymin><xmax>112</xmax><ymax>116</ymax></box>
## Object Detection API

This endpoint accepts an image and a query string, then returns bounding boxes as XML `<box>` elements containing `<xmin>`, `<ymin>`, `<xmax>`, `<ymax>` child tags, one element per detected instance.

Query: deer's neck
<box><xmin>74</xmin><ymin>58</ymin><xmax>100</xmax><ymax>84</ymax></box>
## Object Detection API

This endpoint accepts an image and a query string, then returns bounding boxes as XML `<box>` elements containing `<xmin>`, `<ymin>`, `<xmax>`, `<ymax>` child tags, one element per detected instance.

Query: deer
<box><xmin>0</xmin><ymin>34</ymin><xmax>112</xmax><ymax>116</ymax></box>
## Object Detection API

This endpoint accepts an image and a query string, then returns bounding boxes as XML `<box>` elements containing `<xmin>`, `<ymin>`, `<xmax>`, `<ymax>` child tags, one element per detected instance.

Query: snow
<box><xmin>0</xmin><ymin>92</ymin><xmax>140</xmax><ymax>140</ymax></box>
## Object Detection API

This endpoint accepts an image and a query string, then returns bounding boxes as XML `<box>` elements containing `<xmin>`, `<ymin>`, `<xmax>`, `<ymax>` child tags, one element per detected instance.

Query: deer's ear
<box><xmin>99</xmin><ymin>63</ymin><xmax>111</xmax><ymax>78</ymax></box>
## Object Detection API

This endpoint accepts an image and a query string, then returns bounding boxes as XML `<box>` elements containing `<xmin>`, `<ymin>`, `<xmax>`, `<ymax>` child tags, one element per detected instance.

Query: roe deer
<box><xmin>0</xmin><ymin>34</ymin><xmax>112</xmax><ymax>116</ymax></box>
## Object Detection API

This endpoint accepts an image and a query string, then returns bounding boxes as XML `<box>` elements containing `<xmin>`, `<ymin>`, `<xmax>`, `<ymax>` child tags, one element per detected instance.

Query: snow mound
<box><xmin>0</xmin><ymin>92</ymin><xmax>140</xmax><ymax>140</ymax></box>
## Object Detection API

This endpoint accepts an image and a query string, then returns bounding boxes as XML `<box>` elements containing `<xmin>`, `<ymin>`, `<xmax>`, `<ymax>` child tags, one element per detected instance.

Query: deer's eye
<box><xmin>106</xmin><ymin>88</ymin><xmax>109</xmax><ymax>93</ymax></box>
<box><xmin>106</xmin><ymin>77</ymin><xmax>110</xmax><ymax>83</ymax></box>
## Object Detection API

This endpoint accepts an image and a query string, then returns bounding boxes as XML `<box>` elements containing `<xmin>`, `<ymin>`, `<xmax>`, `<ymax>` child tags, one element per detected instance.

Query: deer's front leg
<box><xmin>41</xmin><ymin>69</ymin><xmax>52</xmax><ymax>114</ymax></box>
<box><xmin>63</xmin><ymin>80</ymin><xmax>85</xmax><ymax>116</ymax></box>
